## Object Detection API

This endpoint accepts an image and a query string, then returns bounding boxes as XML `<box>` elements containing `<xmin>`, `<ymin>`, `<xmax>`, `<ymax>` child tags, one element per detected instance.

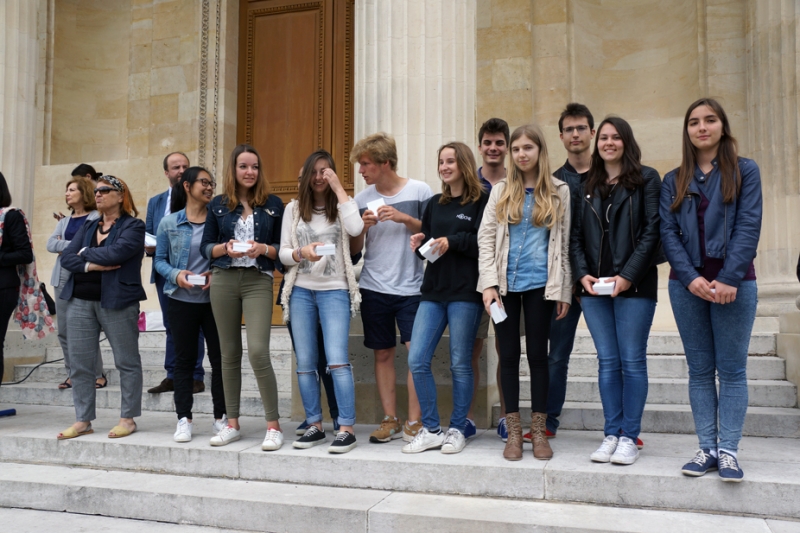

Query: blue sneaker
<box><xmin>718</xmin><ymin>451</ymin><xmax>744</xmax><ymax>483</ymax></box>
<box><xmin>333</xmin><ymin>419</ymin><xmax>341</xmax><ymax>433</ymax></box>
<box><xmin>464</xmin><ymin>418</ymin><xmax>477</xmax><ymax>439</ymax></box>
<box><xmin>496</xmin><ymin>417</ymin><xmax>507</xmax><ymax>442</ymax></box>
<box><xmin>681</xmin><ymin>449</ymin><xmax>718</xmax><ymax>477</ymax></box>
<box><xmin>295</xmin><ymin>420</ymin><xmax>310</xmax><ymax>436</ymax></box>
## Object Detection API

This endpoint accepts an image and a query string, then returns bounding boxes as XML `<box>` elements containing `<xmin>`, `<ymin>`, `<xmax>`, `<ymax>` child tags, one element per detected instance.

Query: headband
<box><xmin>100</xmin><ymin>175</ymin><xmax>124</xmax><ymax>192</ymax></box>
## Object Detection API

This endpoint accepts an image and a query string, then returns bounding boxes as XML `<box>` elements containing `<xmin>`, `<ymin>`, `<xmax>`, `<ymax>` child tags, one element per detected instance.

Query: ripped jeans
<box><xmin>289</xmin><ymin>286</ymin><xmax>355</xmax><ymax>426</ymax></box>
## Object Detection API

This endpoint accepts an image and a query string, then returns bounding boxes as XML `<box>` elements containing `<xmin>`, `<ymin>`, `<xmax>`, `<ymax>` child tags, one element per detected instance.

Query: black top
<box><xmin>416</xmin><ymin>191</ymin><xmax>490</xmax><ymax>303</ymax></box>
<box><xmin>72</xmin><ymin>230</ymin><xmax>104</xmax><ymax>301</ymax></box>
<box><xmin>0</xmin><ymin>210</ymin><xmax>33</xmax><ymax>290</ymax></box>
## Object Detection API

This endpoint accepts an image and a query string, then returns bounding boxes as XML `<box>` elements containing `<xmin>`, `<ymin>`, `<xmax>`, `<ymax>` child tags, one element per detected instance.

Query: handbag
<box><xmin>39</xmin><ymin>283</ymin><xmax>56</xmax><ymax>315</ymax></box>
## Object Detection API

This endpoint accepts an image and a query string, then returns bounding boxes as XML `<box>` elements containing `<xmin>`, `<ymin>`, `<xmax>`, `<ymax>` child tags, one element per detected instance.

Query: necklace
<box><xmin>605</xmin><ymin>182</ymin><xmax>618</xmax><ymax>223</ymax></box>
<box><xmin>98</xmin><ymin>219</ymin><xmax>116</xmax><ymax>235</ymax></box>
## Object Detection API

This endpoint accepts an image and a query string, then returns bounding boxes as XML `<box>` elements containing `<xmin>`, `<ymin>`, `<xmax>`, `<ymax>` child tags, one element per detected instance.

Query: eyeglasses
<box><xmin>94</xmin><ymin>187</ymin><xmax>115</xmax><ymax>195</ymax></box>
<box><xmin>198</xmin><ymin>178</ymin><xmax>216</xmax><ymax>189</ymax></box>
<box><xmin>564</xmin><ymin>125</ymin><xmax>590</xmax><ymax>134</ymax></box>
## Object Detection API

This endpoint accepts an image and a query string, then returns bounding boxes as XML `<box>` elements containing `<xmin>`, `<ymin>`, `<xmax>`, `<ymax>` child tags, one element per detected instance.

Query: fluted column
<box><xmin>0</xmin><ymin>1</ymin><xmax>39</xmax><ymax>213</ymax></box>
<box><xmin>354</xmin><ymin>0</ymin><xmax>477</xmax><ymax>192</ymax></box>
<box><xmin>745</xmin><ymin>0</ymin><xmax>800</xmax><ymax>316</ymax></box>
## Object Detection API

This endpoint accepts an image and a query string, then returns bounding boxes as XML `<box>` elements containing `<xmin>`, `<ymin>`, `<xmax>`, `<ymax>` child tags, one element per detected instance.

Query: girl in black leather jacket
<box><xmin>570</xmin><ymin>116</ymin><xmax>662</xmax><ymax>466</ymax></box>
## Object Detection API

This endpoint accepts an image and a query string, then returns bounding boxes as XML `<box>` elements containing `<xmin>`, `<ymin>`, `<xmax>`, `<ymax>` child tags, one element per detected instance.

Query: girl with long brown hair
<box><xmin>478</xmin><ymin>125</ymin><xmax>572</xmax><ymax>461</ymax></box>
<box><xmin>661</xmin><ymin>98</ymin><xmax>762</xmax><ymax>482</ymax></box>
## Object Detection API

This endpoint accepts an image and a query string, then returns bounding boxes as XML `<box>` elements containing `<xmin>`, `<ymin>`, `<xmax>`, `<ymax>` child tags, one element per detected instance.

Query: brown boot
<box><xmin>530</xmin><ymin>412</ymin><xmax>553</xmax><ymax>460</ymax></box>
<box><xmin>503</xmin><ymin>412</ymin><xmax>523</xmax><ymax>461</ymax></box>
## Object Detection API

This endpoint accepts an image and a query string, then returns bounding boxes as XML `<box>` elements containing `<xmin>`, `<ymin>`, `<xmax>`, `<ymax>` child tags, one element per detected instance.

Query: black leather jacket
<box><xmin>570</xmin><ymin>166</ymin><xmax>665</xmax><ymax>286</ymax></box>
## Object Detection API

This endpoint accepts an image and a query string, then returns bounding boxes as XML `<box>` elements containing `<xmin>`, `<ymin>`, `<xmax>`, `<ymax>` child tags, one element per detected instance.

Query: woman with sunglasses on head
<box><xmin>661</xmin><ymin>99</ymin><xmax>761</xmax><ymax>483</ymax></box>
<box><xmin>201</xmin><ymin>144</ymin><xmax>285</xmax><ymax>450</ymax></box>
<box><xmin>47</xmin><ymin>176</ymin><xmax>104</xmax><ymax>390</ymax></box>
<box><xmin>155</xmin><ymin>167</ymin><xmax>226</xmax><ymax>443</ymax></box>
<box><xmin>571</xmin><ymin>116</ymin><xmax>663</xmax><ymax>466</ymax></box>
<box><xmin>57</xmin><ymin>176</ymin><xmax>146</xmax><ymax>440</ymax></box>
<box><xmin>279</xmin><ymin>150</ymin><xmax>362</xmax><ymax>453</ymax></box>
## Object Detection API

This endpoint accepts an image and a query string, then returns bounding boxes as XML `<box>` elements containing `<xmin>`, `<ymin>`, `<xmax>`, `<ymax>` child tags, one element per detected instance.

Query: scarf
<box><xmin>0</xmin><ymin>208</ymin><xmax>55</xmax><ymax>339</ymax></box>
<box><xmin>280</xmin><ymin>200</ymin><xmax>361</xmax><ymax>323</ymax></box>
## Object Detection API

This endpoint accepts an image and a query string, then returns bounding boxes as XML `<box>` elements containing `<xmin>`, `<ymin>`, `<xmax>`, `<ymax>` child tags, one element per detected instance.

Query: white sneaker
<box><xmin>610</xmin><ymin>436</ymin><xmax>639</xmax><ymax>465</ymax></box>
<box><xmin>590</xmin><ymin>435</ymin><xmax>619</xmax><ymax>463</ymax></box>
<box><xmin>440</xmin><ymin>428</ymin><xmax>466</xmax><ymax>454</ymax></box>
<box><xmin>212</xmin><ymin>414</ymin><xmax>228</xmax><ymax>434</ymax></box>
<box><xmin>210</xmin><ymin>425</ymin><xmax>241</xmax><ymax>447</ymax></box>
<box><xmin>401</xmin><ymin>427</ymin><xmax>444</xmax><ymax>454</ymax></box>
<box><xmin>174</xmin><ymin>417</ymin><xmax>193</xmax><ymax>443</ymax></box>
<box><xmin>261</xmin><ymin>428</ymin><xmax>284</xmax><ymax>451</ymax></box>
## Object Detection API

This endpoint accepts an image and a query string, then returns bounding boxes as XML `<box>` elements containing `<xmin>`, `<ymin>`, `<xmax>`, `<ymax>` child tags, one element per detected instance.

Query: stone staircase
<box><xmin>0</xmin><ymin>328</ymin><xmax>799</xmax><ymax>531</ymax></box>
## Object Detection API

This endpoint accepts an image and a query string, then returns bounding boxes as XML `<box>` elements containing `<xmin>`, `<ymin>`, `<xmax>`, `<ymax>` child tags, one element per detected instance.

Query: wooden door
<box><xmin>238</xmin><ymin>0</ymin><xmax>354</xmax><ymax>324</ymax></box>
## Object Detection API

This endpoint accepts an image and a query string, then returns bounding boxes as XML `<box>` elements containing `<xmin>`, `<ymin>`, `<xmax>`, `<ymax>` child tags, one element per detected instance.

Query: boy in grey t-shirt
<box><xmin>350</xmin><ymin>133</ymin><xmax>432</xmax><ymax>444</ymax></box>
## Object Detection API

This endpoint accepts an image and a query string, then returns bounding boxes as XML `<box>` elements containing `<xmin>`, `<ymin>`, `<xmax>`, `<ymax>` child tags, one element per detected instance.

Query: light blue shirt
<box><xmin>506</xmin><ymin>189</ymin><xmax>549</xmax><ymax>292</ymax></box>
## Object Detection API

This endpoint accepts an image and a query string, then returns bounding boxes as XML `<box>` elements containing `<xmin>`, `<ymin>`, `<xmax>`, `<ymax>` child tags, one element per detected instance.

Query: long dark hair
<box><xmin>71</xmin><ymin>163</ymin><xmax>102</xmax><ymax>181</ymax></box>
<box><xmin>297</xmin><ymin>150</ymin><xmax>339</xmax><ymax>223</ymax></box>
<box><xmin>585</xmin><ymin>116</ymin><xmax>643</xmax><ymax>199</ymax></box>
<box><xmin>171</xmin><ymin>166</ymin><xmax>209</xmax><ymax>213</ymax></box>
<box><xmin>671</xmin><ymin>98</ymin><xmax>741</xmax><ymax>211</ymax></box>
<box><xmin>0</xmin><ymin>172</ymin><xmax>11</xmax><ymax>208</ymax></box>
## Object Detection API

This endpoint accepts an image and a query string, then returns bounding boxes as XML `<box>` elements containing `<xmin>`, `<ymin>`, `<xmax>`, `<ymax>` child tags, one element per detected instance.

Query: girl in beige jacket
<box><xmin>477</xmin><ymin>124</ymin><xmax>572</xmax><ymax>461</ymax></box>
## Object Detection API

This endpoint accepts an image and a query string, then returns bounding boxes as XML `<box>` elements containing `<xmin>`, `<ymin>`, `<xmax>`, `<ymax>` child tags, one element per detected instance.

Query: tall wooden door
<box><xmin>238</xmin><ymin>0</ymin><xmax>354</xmax><ymax>324</ymax></box>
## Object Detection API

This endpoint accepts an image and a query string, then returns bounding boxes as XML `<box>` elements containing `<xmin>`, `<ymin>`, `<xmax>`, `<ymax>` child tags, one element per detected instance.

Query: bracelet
<box><xmin>295</xmin><ymin>247</ymin><xmax>303</xmax><ymax>261</ymax></box>
<box><xmin>263</xmin><ymin>244</ymin><xmax>270</xmax><ymax>257</ymax></box>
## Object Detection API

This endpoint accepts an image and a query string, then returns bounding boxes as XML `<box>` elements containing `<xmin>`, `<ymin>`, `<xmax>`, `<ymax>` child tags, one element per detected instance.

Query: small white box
<box><xmin>710</xmin><ymin>288</ymin><xmax>716</xmax><ymax>294</ymax></box>
<box><xmin>316</xmin><ymin>244</ymin><xmax>335</xmax><ymax>256</ymax></box>
<box><xmin>418</xmin><ymin>239</ymin><xmax>443</xmax><ymax>263</ymax></box>
<box><xmin>187</xmin><ymin>275</ymin><xmax>207</xmax><ymax>286</ymax></box>
<box><xmin>232</xmin><ymin>241</ymin><xmax>252</xmax><ymax>253</ymax></box>
<box><xmin>592</xmin><ymin>279</ymin><xmax>616</xmax><ymax>295</ymax></box>
<box><xmin>490</xmin><ymin>301</ymin><xmax>507</xmax><ymax>324</ymax></box>
<box><xmin>145</xmin><ymin>232</ymin><xmax>157</xmax><ymax>248</ymax></box>
<box><xmin>366</xmin><ymin>198</ymin><xmax>386</xmax><ymax>217</ymax></box>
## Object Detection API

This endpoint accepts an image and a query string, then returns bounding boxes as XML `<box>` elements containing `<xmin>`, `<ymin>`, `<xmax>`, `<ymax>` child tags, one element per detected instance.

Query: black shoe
<box><xmin>193</xmin><ymin>380</ymin><xmax>206</xmax><ymax>394</ymax></box>
<box><xmin>292</xmin><ymin>425</ymin><xmax>327</xmax><ymax>449</ymax></box>
<box><xmin>147</xmin><ymin>378</ymin><xmax>174</xmax><ymax>394</ymax></box>
<box><xmin>328</xmin><ymin>431</ymin><xmax>357</xmax><ymax>454</ymax></box>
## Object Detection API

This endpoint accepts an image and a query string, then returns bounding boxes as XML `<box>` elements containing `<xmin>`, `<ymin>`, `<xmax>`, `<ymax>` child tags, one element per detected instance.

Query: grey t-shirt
<box><xmin>171</xmin><ymin>222</ymin><xmax>210</xmax><ymax>304</ymax></box>
<box><xmin>355</xmin><ymin>179</ymin><xmax>433</xmax><ymax>296</ymax></box>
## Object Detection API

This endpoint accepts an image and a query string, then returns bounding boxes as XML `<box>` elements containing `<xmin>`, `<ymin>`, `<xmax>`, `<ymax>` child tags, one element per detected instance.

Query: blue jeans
<box><xmin>581</xmin><ymin>295</ymin><xmax>656</xmax><ymax>440</ymax></box>
<box><xmin>668</xmin><ymin>280</ymin><xmax>757</xmax><ymax>453</ymax></box>
<box><xmin>546</xmin><ymin>294</ymin><xmax>582</xmax><ymax>433</ymax></box>
<box><xmin>408</xmin><ymin>300</ymin><xmax>482</xmax><ymax>433</ymax></box>
<box><xmin>290</xmin><ymin>287</ymin><xmax>356</xmax><ymax>426</ymax></box>
<box><xmin>156</xmin><ymin>273</ymin><xmax>205</xmax><ymax>380</ymax></box>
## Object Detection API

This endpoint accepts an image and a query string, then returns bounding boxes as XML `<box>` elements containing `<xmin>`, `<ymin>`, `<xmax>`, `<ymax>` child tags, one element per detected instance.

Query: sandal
<box><xmin>108</xmin><ymin>422</ymin><xmax>136</xmax><ymax>439</ymax></box>
<box><xmin>57</xmin><ymin>424</ymin><xmax>93</xmax><ymax>440</ymax></box>
<box><xmin>57</xmin><ymin>379</ymin><xmax>72</xmax><ymax>390</ymax></box>
<box><xmin>95</xmin><ymin>375</ymin><xmax>108</xmax><ymax>389</ymax></box>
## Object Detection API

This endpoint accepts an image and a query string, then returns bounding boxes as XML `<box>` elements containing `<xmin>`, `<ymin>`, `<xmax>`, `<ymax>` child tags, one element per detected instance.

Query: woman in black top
<box><xmin>0</xmin><ymin>172</ymin><xmax>34</xmax><ymax>386</ymax></box>
<box><xmin>403</xmin><ymin>142</ymin><xmax>489</xmax><ymax>455</ymax></box>
<box><xmin>570</xmin><ymin>116</ymin><xmax>663</xmax><ymax>466</ymax></box>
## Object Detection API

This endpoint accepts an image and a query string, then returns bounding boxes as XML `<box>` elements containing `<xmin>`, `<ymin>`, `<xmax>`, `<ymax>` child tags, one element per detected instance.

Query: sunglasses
<box><xmin>94</xmin><ymin>187</ymin><xmax>116</xmax><ymax>195</ymax></box>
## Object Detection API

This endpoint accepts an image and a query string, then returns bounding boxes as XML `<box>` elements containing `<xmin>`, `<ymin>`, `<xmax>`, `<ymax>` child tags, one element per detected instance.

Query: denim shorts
<box><xmin>360</xmin><ymin>288</ymin><xmax>420</xmax><ymax>349</ymax></box>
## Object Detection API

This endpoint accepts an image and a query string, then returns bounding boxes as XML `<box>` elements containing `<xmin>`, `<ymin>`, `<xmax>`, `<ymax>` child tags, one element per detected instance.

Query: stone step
<box><xmin>2</xmin><ymin>472</ymin><xmax>798</xmax><ymax>533</ymax></box>
<box><xmin>516</xmin><ymin>376</ymin><xmax>798</xmax><ymax>408</ymax></box>
<box><xmin>14</xmin><ymin>363</ymin><xmax>293</xmax><ymax>394</ymax></box>
<box><xmin>0</xmin><ymin>382</ymin><xmax>292</xmax><ymax>418</ymax></box>
<box><xmin>563</xmin><ymin>354</ymin><xmax>787</xmax><ymax>380</ymax></box>
<box><xmin>1</xmin><ymin>405</ymin><xmax>799</xmax><ymax>522</ymax></box>
<box><xmin>566</xmin><ymin>330</ymin><xmax>776</xmax><ymax>355</ymax></box>
<box><xmin>0</xmin><ymin>508</ymin><xmax>256</xmax><ymax>533</ymax></box>
<box><xmin>493</xmin><ymin>402</ymin><xmax>800</xmax><ymax>438</ymax></box>
<box><xmin>107</xmin><ymin>328</ymin><xmax>294</xmax><ymax>351</ymax></box>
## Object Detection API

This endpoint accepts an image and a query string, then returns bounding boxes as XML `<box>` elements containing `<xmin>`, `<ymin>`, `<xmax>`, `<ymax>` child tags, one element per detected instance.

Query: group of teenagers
<box><xmin>43</xmin><ymin>97</ymin><xmax>760</xmax><ymax>483</ymax></box>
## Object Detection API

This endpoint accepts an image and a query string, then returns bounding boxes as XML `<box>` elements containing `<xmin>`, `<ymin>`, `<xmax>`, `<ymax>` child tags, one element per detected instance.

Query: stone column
<box><xmin>0</xmin><ymin>0</ymin><xmax>39</xmax><ymax>213</ymax></box>
<box><xmin>354</xmin><ymin>0</ymin><xmax>477</xmax><ymax>192</ymax></box>
<box><xmin>745</xmin><ymin>0</ymin><xmax>800</xmax><ymax>316</ymax></box>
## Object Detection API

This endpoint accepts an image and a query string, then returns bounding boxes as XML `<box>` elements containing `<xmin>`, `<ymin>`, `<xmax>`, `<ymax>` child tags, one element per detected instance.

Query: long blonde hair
<box><xmin>495</xmin><ymin>124</ymin><xmax>561</xmax><ymax>229</ymax></box>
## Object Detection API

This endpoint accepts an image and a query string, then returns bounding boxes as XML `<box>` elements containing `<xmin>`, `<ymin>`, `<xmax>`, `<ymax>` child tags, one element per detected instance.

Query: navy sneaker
<box><xmin>464</xmin><ymin>418</ymin><xmax>477</xmax><ymax>439</ymax></box>
<box><xmin>496</xmin><ymin>417</ymin><xmax>507</xmax><ymax>442</ymax></box>
<box><xmin>681</xmin><ymin>449</ymin><xmax>718</xmax><ymax>477</ymax></box>
<box><xmin>718</xmin><ymin>451</ymin><xmax>744</xmax><ymax>483</ymax></box>
<box><xmin>295</xmin><ymin>420</ymin><xmax>310</xmax><ymax>436</ymax></box>
<box><xmin>333</xmin><ymin>419</ymin><xmax>341</xmax><ymax>433</ymax></box>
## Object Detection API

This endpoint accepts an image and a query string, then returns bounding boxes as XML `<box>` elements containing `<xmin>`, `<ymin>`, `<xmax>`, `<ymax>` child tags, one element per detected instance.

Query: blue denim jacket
<box><xmin>200</xmin><ymin>194</ymin><xmax>283</xmax><ymax>273</ymax></box>
<box><xmin>660</xmin><ymin>157</ymin><xmax>762</xmax><ymax>288</ymax></box>
<box><xmin>154</xmin><ymin>209</ymin><xmax>203</xmax><ymax>296</ymax></box>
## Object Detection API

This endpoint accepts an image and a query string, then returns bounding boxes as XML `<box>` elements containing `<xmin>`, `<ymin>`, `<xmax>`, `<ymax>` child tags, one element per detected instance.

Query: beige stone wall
<box><xmin>31</xmin><ymin>0</ymin><xmax>239</xmax><ymax>310</ymax></box>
